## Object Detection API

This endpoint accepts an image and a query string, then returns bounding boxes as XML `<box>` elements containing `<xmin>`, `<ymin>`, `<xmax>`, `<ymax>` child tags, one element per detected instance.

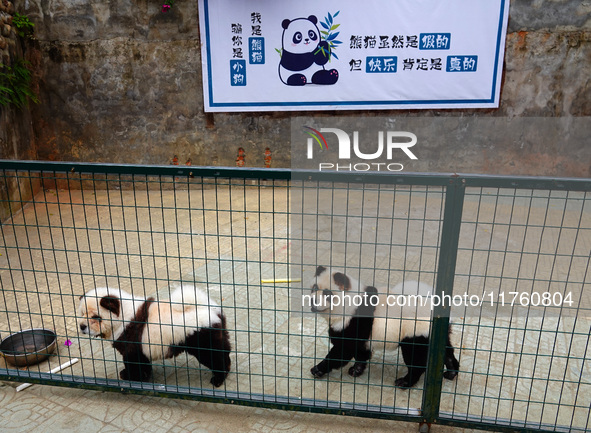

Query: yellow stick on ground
<box><xmin>261</xmin><ymin>279</ymin><xmax>301</xmax><ymax>284</ymax></box>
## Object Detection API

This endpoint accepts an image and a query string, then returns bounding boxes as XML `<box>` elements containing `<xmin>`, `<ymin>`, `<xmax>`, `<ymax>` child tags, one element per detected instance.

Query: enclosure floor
<box><xmin>1</xmin><ymin>184</ymin><xmax>589</xmax><ymax>432</ymax></box>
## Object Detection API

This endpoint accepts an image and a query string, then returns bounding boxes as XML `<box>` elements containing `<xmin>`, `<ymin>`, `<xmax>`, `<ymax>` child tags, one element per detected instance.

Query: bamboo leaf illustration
<box><xmin>318</xmin><ymin>11</ymin><xmax>341</xmax><ymax>62</ymax></box>
<box><xmin>327</xmin><ymin>32</ymin><xmax>339</xmax><ymax>41</ymax></box>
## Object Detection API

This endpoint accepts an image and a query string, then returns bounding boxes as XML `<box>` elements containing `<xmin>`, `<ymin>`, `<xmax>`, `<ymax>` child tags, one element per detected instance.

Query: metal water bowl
<box><xmin>0</xmin><ymin>328</ymin><xmax>57</xmax><ymax>367</ymax></box>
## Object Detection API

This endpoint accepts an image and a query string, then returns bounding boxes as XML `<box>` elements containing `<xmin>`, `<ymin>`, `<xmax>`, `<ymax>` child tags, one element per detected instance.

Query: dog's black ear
<box><xmin>100</xmin><ymin>295</ymin><xmax>120</xmax><ymax>316</ymax></box>
<box><xmin>314</xmin><ymin>266</ymin><xmax>327</xmax><ymax>277</ymax></box>
<box><xmin>333</xmin><ymin>272</ymin><xmax>351</xmax><ymax>291</ymax></box>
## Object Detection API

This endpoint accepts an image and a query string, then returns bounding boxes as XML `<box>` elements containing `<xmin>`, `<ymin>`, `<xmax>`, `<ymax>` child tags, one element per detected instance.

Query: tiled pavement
<box><xmin>0</xmin><ymin>380</ymin><xmax>478</xmax><ymax>433</ymax></box>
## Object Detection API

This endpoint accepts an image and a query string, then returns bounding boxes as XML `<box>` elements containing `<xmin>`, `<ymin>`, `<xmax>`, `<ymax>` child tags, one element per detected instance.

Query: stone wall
<box><xmin>0</xmin><ymin>0</ymin><xmax>37</xmax><ymax>161</ymax></box>
<box><xmin>10</xmin><ymin>0</ymin><xmax>591</xmax><ymax>176</ymax></box>
<box><xmin>0</xmin><ymin>0</ymin><xmax>41</xmax><ymax>220</ymax></box>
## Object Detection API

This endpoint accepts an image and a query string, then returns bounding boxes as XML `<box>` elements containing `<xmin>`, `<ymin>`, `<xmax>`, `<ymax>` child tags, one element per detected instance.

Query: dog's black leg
<box><xmin>311</xmin><ymin>340</ymin><xmax>356</xmax><ymax>378</ymax></box>
<box><xmin>112</xmin><ymin>298</ymin><xmax>154</xmax><ymax>382</ymax></box>
<box><xmin>348</xmin><ymin>341</ymin><xmax>372</xmax><ymax>377</ymax></box>
<box><xmin>120</xmin><ymin>350</ymin><xmax>152</xmax><ymax>382</ymax></box>
<box><xmin>185</xmin><ymin>326</ymin><xmax>232</xmax><ymax>387</ymax></box>
<box><xmin>396</xmin><ymin>336</ymin><xmax>429</xmax><ymax>388</ymax></box>
<box><xmin>443</xmin><ymin>334</ymin><xmax>460</xmax><ymax>380</ymax></box>
<box><xmin>345</xmin><ymin>295</ymin><xmax>376</xmax><ymax>378</ymax></box>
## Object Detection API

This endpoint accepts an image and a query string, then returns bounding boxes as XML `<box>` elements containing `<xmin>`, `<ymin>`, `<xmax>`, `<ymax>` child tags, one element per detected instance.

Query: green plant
<box><xmin>162</xmin><ymin>0</ymin><xmax>175</xmax><ymax>13</ymax></box>
<box><xmin>0</xmin><ymin>59</ymin><xmax>39</xmax><ymax>109</ymax></box>
<box><xmin>316</xmin><ymin>11</ymin><xmax>342</xmax><ymax>61</ymax></box>
<box><xmin>12</xmin><ymin>13</ymin><xmax>35</xmax><ymax>38</ymax></box>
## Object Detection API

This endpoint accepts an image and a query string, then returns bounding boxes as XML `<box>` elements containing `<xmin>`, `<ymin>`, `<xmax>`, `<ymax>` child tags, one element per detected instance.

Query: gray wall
<box><xmin>0</xmin><ymin>0</ymin><xmax>37</xmax><ymax>161</ymax></box>
<box><xmin>0</xmin><ymin>2</ymin><xmax>41</xmax><ymax>220</ymax></box>
<box><xmin>12</xmin><ymin>0</ymin><xmax>591</xmax><ymax>176</ymax></box>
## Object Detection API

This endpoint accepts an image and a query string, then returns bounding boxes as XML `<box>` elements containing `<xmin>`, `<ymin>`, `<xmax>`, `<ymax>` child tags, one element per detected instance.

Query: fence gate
<box><xmin>0</xmin><ymin>161</ymin><xmax>589</xmax><ymax>432</ymax></box>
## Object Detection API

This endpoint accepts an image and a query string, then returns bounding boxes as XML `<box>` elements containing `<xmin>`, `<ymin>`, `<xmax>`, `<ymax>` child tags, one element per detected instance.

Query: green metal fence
<box><xmin>0</xmin><ymin>160</ymin><xmax>589</xmax><ymax>432</ymax></box>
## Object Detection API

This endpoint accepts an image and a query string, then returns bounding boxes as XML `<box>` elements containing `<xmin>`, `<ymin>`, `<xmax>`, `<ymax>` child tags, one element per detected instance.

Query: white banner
<box><xmin>198</xmin><ymin>0</ymin><xmax>509</xmax><ymax>112</ymax></box>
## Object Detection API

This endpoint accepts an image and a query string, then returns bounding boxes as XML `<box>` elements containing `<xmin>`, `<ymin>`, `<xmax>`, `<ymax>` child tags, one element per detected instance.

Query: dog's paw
<box><xmin>395</xmin><ymin>376</ymin><xmax>412</xmax><ymax>388</ymax></box>
<box><xmin>443</xmin><ymin>370</ymin><xmax>458</xmax><ymax>380</ymax></box>
<box><xmin>210</xmin><ymin>374</ymin><xmax>227</xmax><ymax>388</ymax></box>
<box><xmin>310</xmin><ymin>365</ymin><xmax>326</xmax><ymax>378</ymax></box>
<box><xmin>348</xmin><ymin>364</ymin><xmax>366</xmax><ymax>378</ymax></box>
<box><xmin>119</xmin><ymin>367</ymin><xmax>151</xmax><ymax>382</ymax></box>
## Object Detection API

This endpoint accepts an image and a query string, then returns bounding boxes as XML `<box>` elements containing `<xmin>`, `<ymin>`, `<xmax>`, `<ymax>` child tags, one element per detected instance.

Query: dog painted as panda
<box><xmin>308</xmin><ymin>266</ymin><xmax>459</xmax><ymax>388</ymax></box>
<box><xmin>78</xmin><ymin>284</ymin><xmax>231</xmax><ymax>387</ymax></box>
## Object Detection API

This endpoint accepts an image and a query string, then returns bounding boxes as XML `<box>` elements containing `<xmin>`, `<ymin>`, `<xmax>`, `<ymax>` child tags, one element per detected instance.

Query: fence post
<box><xmin>421</xmin><ymin>175</ymin><xmax>465</xmax><ymax>429</ymax></box>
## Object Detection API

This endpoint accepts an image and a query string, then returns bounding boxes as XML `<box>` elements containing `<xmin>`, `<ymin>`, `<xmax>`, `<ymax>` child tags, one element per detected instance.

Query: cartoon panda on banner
<box><xmin>279</xmin><ymin>15</ymin><xmax>339</xmax><ymax>86</ymax></box>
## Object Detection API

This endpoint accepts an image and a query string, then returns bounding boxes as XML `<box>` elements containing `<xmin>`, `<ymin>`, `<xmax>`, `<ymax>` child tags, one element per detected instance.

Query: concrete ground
<box><xmin>0</xmin><ymin>179</ymin><xmax>589</xmax><ymax>432</ymax></box>
<box><xmin>0</xmin><ymin>380</ymin><xmax>479</xmax><ymax>433</ymax></box>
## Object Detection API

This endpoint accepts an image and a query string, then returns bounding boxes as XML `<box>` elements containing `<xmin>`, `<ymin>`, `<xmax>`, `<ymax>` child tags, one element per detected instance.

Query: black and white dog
<box><xmin>78</xmin><ymin>284</ymin><xmax>231</xmax><ymax>387</ymax></box>
<box><xmin>308</xmin><ymin>266</ymin><xmax>459</xmax><ymax>388</ymax></box>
